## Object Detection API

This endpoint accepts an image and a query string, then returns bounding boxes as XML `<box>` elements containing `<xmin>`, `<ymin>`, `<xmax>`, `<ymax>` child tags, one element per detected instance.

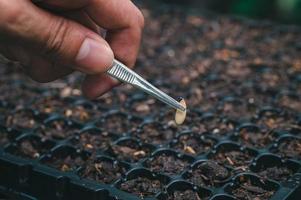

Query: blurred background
<box><xmin>158</xmin><ymin>0</ymin><xmax>301</xmax><ymax>25</ymax></box>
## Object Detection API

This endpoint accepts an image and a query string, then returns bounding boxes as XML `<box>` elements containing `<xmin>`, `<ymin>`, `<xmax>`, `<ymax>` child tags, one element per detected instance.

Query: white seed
<box><xmin>175</xmin><ymin>99</ymin><xmax>187</xmax><ymax>125</ymax></box>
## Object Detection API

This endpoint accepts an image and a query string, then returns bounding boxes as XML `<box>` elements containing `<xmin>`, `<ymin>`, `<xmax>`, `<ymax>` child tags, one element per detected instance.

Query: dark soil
<box><xmin>257</xmin><ymin>166</ymin><xmax>294</xmax><ymax>182</ymax></box>
<box><xmin>11</xmin><ymin>139</ymin><xmax>51</xmax><ymax>159</ymax></box>
<box><xmin>230</xmin><ymin>176</ymin><xmax>276</xmax><ymax>200</ymax></box>
<box><xmin>237</xmin><ymin>128</ymin><xmax>276</xmax><ymax>148</ymax></box>
<box><xmin>195</xmin><ymin>116</ymin><xmax>236</xmax><ymax>137</ymax></box>
<box><xmin>157</xmin><ymin>109</ymin><xmax>201</xmax><ymax>131</ymax></box>
<box><xmin>185</xmin><ymin>161</ymin><xmax>230</xmax><ymax>187</ymax></box>
<box><xmin>211</xmin><ymin>149</ymin><xmax>254</xmax><ymax>170</ymax></box>
<box><xmin>36</xmin><ymin>120</ymin><xmax>80</xmax><ymax>140</ymax></box>
<box><xmin>5</xmin><ymin>110</ymin><xmax>38</xmax><ymax>130</ymax></box>
<box><xmin>134</xmin><ymin>122</ymin><xmax>176</xmax><ymax>145</ymax></box>
<box><xmin>96</xmin><ymin>114</ymin><xmax>127</xmax><ymax>134</ymax></box>
<box><xmin>128</xmin><ymin>97</ymin><xmax>162</xmax><ymax>116</ymax></box>
<box><xmin>254</xmin><ymin>112</ymin><xmax>299</xmax><ymax>131</ymax></box>
<box><xmin>145</xmin><ymin>154</ymin><xmax>190</xmax><ymax>176</ymax></box>
<box><xmin>277</xmin><ymin>95</ymin><xmax>301</xmax><ymax>113</ymax></box>
<box><xmin>44</xmin><ymin>155</ymin><xmax>86</xmax><ymax>172</ymax></box>
<box><xmin>0</xmin><ymin>129</ymin><xmax>9</xmax><ymax>146</ymax></box>
<box><xmin>97</xmin><ymin>113</ymin><xmax>142</xmax><ymax>135</ymax></box>
<box><xmin>217</xmin><ymin>100</ymin><xmax>255</xmax><ymax>120</ymax></box>
<box><xmin>70</xmin><ymin>129</ymin><xmax>115</xmax><ymax>152</ymax></box>
<box><xmin>80</xmin><ymin>160</ymin><xmax>127</xmax><ymax>184</ymax></box>
<box><xmin>167</xmin><ymin>190</ymin><xmax>204</xmax><ymax>200</ymax></box>
<box><xmin>31</xmin><ymin>96</ymin><xmax>65</xmax><ymax>114</ymax></box>
<box><xmin>119</xmin><ymin>177</ymin><xmax>163</xmax><ymax>198</ymax></box>
<box><xmin>171</xmin><ymin>134</ymin><xmax>216</xmax><ymax>156</ymax></box>
<box><xmin>108</xmin><ymin>141</ymin><xmax>152</xmax><ymax>163</ymax></box>
<box><xmin>63</xmin><ymin>105</ymin><xmax>100</xmax><ymax>123</ymax></box>
<box><xmin>273</xmin><ymin>138</ymin><xmax>301</xmax><ymax>159</ymax></box>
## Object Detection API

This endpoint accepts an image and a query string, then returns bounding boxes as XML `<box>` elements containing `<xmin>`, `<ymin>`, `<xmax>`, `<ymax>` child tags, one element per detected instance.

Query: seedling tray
<box><xmin>1</xmin><ymin>1</ymin><xmax>301</xmax><ymax>200</ymax></box>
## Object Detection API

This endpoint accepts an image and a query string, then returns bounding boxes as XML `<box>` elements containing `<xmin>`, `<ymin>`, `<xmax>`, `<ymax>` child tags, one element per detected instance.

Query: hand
<box><xmin>0</xmin><ymin>0</ymin><xmax>144</xmax><ymax>98</ymax></box>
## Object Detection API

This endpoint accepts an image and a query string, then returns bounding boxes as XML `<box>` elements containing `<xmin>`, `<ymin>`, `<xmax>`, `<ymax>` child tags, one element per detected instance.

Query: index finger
<box><xmin>85</xmin><ymin>0</ymin><xmax>144</xmax><ymax>67</ymax></box>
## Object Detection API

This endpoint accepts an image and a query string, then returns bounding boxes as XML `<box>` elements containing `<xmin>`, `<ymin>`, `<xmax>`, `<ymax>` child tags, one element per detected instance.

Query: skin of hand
<box><xmin>0</xmin><ymin>0</ymin><xmax>144</xmax><ymax>99</ymax></box>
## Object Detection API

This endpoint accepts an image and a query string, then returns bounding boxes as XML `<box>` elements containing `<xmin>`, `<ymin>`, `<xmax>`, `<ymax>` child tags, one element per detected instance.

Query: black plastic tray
<box><xmin>0</xmin><ymin>104</ymin><xmax>301</xmax><ymax>200</ymax></box>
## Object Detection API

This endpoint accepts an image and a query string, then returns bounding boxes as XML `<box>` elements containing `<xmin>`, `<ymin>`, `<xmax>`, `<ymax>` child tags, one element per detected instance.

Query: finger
<box><xmin>82</xmin><ymin>74</ymin><xmax>119</xmax><ymax>99</ymax></box>
<box><xmin>0</xmin><ymin>9</ymin><xmax>99</xmax><ymax>83</ymax></box>
<box><xmin>62</xmin><ymin>10</ymin><xmax>100</xmax><ymax>33</ymax></box>
<box><xmin>36</xmin><ymin>0</ymin><xmax>90</xmax><ymax>10</ymax></box>
<box><xmin>24</xmin><ymin>55</ymin><xmax>74</xmax><ymax>82</ymax></box>
<box><xmin>0</xmin><ymin>44</ymin><xmax>73</xmax><ymax>82</ymax></box>
<box><xmin>0</xmin><ymin>44</ymin><xmax>16</xmax><ymax>62</ymax></box>
<box><xmin>0</xmin><ymin>0</ymin><xmax>113</xmax><ymax>75</ymax></box>
<box><xmin>85</xmin><ymin>0</ymin><xmax>144</xmax><ymax>67</ymax></box>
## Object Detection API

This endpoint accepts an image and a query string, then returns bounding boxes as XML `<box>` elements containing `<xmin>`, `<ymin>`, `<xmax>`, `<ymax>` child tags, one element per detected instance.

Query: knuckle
<box><xmin>43</xmin><ymin>18</ymin><xmax>71</xmax><ymax>61</ymax></box>
<box><xmin>0</xmin><ymin>2</ymin><xmax>23</xmax><ymax>29</ymax></box>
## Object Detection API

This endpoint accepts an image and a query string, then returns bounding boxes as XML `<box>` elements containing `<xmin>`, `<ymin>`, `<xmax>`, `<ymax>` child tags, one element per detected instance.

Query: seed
<box><xmin>175</xmin><ymin>99</ymin><xmax>187</xmax><ymax>125</ymax></box>
<box><xmin>85</xmin><ymin>144</ymin><xmax>93</xmax><ymax>149</ymax></box>
<box><xmin>135</xmin><ymin>104</ymin><xmax>150</xmax><ymax>113</ymax></box>
<box><xmin>65</xmin><ymin>109</ymin><xmax>73</xmax><ymax>117</ymax></box>
<box><xmin>61</xmin><ymin>164</ymin><xmax>70</xmax><ymax>172</ymax></box>
<box><xmin>184</xmin><ymin>145</ymin><xmax>196</xmax><ymax>154</ymax></box>
<box><xmin>133</xmin><ymin>150</ymin><xmax>146</xmax><ymax>157</ymax></box>
<box><xmin>226</xmin><ymin>156</ymin><xmax>235</xmax><ymax>165</ymax></box>
<box><xmin>33</xmin><ymin>152</ymin><xmax>40</xmax><ymax>158</ymax></box>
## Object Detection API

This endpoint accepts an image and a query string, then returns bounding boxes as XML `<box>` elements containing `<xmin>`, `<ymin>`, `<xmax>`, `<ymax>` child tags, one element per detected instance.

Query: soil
<box><xmin>257</xmin><ymin>166</ymin><xmax>294</xmax><ymax>182</ymax></box>
<box><xmin>230</xmin><ymin>176</ymin><xmax>276</xmax><ymax>200</ymax></box>
<box><xmin>273</xmin><ymin>138</ymin><xmax>301</xmax><ymax>159</ymax></box>
<box><xmin>11</xmin><ymin>139</ymin><xmax>51</xmax><ymax>159</ymax></box>
<box><xmin>278</xmin><ymin>95</ymin><xmax>301</xmax><ymax>113</ymax></box>
<box><xmin>254</xmin><ymin>111</ymin><xmax>299</xmax><ymax>131</ymax></box>
<box><xmin>0</xmin><ymin>129</ymin><xmax>9</xmax><ymax>146</ymax></box>
<box><xmin>80</xmin><ymin>160</ymin><xmax>127</xmax><ymax>184</ymax></box>
<box><xmin>195</xmin><ymin>115</ymin><xmax>236</xmax><ymax>137</ymax></box>
<box><xmin>217</xmin><ymin>100</ymin><xmax>255</xmax><ymax>120</ymax></box>
<box><xmin>156</xmin><ymin>109</ymin><xmax>191</xmax><ymax>131</ymax></box>
<box><xmin>108</xmin><ymin>141</ymin><xmax>152</xmax><ymax>163</ymax></box>
<box><xmin>70</xmin><ymin>129</ymin><xmax>115</xmax><ymax>152</ymax></box>
<box><xmin>31</xmin><ymin>96</ymin><xmax>65</xmax><ymax>114</ymax></box>
<box><xmin>63</xmin><ymin>105</ymin><xmax>100</xmax><ymax>123</ymax></box>
<box><xmin>45</xmin><ymin>155</ymin><xmax>86</xmax><ymax>172</ymax></box>
<box><xmin>97</xmin><ymin>113</ymin><xmax>142</xmax><ymax>135</ymax></box>
<box><xmin>0</xmin><ymin>102</ymin><xmax>10</xmax><ymax>119</ymax></box>
<box><xmin>211</xmin><ymin>149</ymin><xmax>254</xmax><ymax>170</ymax></box>
<box><xmin>97</xmin><ymin>114</ymin><xmax>128</xmax><ymax>134</ymax></box>
<box><xmin>167</xmin><ymin>190</ymin><xmax>204</xmax><ymax>200</ymax></box>
<box><xmin>171</xmin><ymin>134</ymin><xmax>216</xmax><ymax>156</ymax></box>
<box><xmin>119</xmin><ymin>177</ymin><xmax>163</xmax><ymax>198</ymax></box>
<box><xmin>128</xmin><ymin>97</ymin><xmax>162</xmax><ymax>116</ymax></box>
<box><xmin>145</xmin><ymin>153</ymin><xmax>190</xmax><ymax>176</ymax></box>
<box><xmin>36</xmin><ymin>120</ymin><xmax>80</xmax><ymax>140</ymax></box>
<box><xmin>5</xmin><ymin>110</ymin><xmax>38</xmax><ymax>130</ymax></box>
<box><xmin>134</xmin><ymin>122</ymin><xmax>176</xmax><ymax>145</ymax></box>
<box><xmin>185</xmin><ymin>161</ymin><xmax>230</xmax><ymax>187</ymax></box>
<box><xmin>237</xmin><ymin>128</ymin><xmax>276</xmax><ymax>148</ymax></box>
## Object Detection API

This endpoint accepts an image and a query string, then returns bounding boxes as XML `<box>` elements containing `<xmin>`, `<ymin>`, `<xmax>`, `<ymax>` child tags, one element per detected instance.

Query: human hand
<box><xmin>0</xmin><ymin>0</ymin><xmax>144</xmax><ymax>98</ymax></box>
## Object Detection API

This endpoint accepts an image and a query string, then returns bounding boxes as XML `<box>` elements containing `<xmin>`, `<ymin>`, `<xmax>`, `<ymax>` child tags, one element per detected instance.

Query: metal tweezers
<box><xmin>107</xmin><ymin>59</ymin><xmax>186</xmax><ymax>112</ymax></box>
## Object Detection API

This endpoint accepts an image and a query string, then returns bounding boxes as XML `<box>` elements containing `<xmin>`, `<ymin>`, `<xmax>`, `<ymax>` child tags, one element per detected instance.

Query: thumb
<box><xmin>0</xmin><ymin>0</ymin><xmax>113</xmax><ymax>74</ymax></box>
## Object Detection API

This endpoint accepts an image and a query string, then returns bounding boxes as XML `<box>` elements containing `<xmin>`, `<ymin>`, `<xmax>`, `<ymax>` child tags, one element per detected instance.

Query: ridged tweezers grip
<box><xmin>106</xmin><ymin>59</ymin><xmax>186</xmax><ymax>112</ymax></box>
<box><xmin>107</xmin><ymin>60</ymin><xmax>136</xmax><ymax>84</ymax></box>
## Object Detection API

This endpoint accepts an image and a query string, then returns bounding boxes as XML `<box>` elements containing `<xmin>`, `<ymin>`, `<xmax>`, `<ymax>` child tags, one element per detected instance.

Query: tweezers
<box><xmin>107</xmin><ymin>59</ymin><xmax>186</xmax><ymax>112</ymax></box>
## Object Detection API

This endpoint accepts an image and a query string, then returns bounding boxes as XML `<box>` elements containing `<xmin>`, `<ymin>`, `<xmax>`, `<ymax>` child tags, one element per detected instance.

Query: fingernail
<box><xmin>76</xmin><ymin>38</ymin><xmax>114</xmax><ymax>74</ymax></box>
